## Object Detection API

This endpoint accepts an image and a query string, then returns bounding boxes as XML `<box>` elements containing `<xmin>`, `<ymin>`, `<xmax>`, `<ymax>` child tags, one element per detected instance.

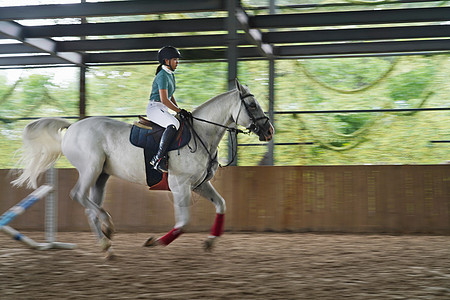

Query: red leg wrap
<box><xmin>158</xmin><ymin>227</ymin><xmax>183</xmax><ymax>246</ymax></box>
<box><xmin>210</xmin><ymin>213</ymin><xmax>225</xmax><ymax>237</ymax></box>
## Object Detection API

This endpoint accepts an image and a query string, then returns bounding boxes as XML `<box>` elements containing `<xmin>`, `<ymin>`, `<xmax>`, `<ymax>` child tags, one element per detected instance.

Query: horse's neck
<box><xmin>194</xmin><ymin>89</ymin><xmax>238</xmax><ymax>125</ymax></box>
<box><xmin>192</xmin><ymin>89</ymin><xmax>239</xmax><ymax>152</ymax></box>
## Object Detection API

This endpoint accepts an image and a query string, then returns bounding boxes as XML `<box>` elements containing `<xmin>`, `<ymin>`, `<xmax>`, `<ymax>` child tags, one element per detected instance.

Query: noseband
<box><xmin>238</xmin><ymin>93</ymin><xmax>270</xmax><ymax>136</ymax></box>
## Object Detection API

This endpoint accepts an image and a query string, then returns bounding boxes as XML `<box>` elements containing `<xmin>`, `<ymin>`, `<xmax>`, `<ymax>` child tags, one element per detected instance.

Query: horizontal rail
<box><xmin>4</xmin><ymin>107</ymin><xmax>449</xmax><ymax>122</ymax></box>
<box><xmin>238</xmin><ymin>142</ymin><xmax>314</xmax><ymax>147</ymax></box>
<box><xmin>273</xmin><ymin>107</ymin><xmax>450</xmax><ymax>114</ymax></box>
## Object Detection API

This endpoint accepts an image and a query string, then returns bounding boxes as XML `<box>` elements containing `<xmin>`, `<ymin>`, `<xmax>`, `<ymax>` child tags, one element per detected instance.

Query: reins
<box><xmin>184</xmin><ymin>92</ymin><xmax>259</xmax><ymax>168</ymax></box>
<box><xmin>190</xmin><ymin>116</ymin><xmax>246</xmax><ymax>135</ymax></box>
<box><xmin>183</xmin><ymin>114</ymin><xmax>245</xmax><ymax>168</ymax></box>
<box><xmin>182</xmin><ymin>91</ymin><xmax>268</xmax><ymax>188</ymax></box>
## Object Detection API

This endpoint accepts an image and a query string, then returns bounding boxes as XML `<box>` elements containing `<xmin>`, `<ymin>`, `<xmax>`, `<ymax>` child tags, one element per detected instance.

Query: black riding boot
<box><xmin>150</xmin><ymin>125</ymin><xmax>177</xmax><ymax>173</ymax></box>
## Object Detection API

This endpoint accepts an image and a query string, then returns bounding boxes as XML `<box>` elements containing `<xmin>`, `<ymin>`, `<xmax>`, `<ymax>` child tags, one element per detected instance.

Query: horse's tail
<box><xmin>12</xmin><ymin>117</ymin><xmax>72</xmax><ymax>189</ymax></box>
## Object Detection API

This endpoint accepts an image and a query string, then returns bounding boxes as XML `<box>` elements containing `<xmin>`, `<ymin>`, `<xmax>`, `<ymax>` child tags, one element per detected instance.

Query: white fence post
<box><xmin>45</xmin><ymin>167</ymin><xmax>57</xmax><ymax>243</ymax></box>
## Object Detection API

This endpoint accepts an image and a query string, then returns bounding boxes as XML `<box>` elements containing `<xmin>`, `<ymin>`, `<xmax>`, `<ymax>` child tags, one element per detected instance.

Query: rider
<box><xmin>147</xmin><ymin>46</ymin><xmax>190</xmax><ymax>173</ymax></box>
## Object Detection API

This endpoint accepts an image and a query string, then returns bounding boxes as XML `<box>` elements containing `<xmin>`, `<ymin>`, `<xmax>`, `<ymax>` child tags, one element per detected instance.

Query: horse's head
<box><xmin>233</xmin><ymin>79</ymin><xmax>274</xmax><ymax>142</ymax></box>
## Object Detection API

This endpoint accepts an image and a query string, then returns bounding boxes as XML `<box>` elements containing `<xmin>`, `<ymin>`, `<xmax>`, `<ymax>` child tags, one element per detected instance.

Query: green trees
<box><xmin>270</xmin><ymin>55</ymin><xmax>449</xmax><ymax>165</ymax></box>
<box><xmin>0</xmin><ymin>54</ymin><xmax>448</xmax><ymax>168</ymax></box>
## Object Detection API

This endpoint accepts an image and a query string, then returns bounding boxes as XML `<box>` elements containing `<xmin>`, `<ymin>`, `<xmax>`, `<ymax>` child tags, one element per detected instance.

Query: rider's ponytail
<box><xmin>155</xmin><ymin>64</ymin><xmax>163</xmax><ymax>75</ymax></box>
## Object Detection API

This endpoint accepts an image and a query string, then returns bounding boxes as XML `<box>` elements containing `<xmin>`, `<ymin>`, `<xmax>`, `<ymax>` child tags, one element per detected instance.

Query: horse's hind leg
<box><xmin>193</xmin><ymin>181</ymin><xmax>226</xmax><ymax>251</ymax></box>
<box><xmin>86</xmin><ymin>173</ymin><xmax>114</xmax><ymax>255</ymax></box>
<box><xmin>70</xmin><ymin>164</ymin><xmax>115</xmax><ymax>250</ymax></box>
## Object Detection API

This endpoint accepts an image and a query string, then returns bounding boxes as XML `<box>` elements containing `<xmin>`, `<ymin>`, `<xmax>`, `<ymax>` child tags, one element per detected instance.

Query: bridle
<box><xmin>190</xmin><ymin>93</ymin><xmax>268</xmax><ymax>135</ymax></box>
<box><xmin>183</xmin><ymin>91</ymin><xmax>271</xmax><ymax>188</ymax></box>
<box><xmin>236</xmin><ymin>93</ymin><xmax>270</xmax><ymax>137</ymax></box>
<box><xmin>188</xmin><ymin>92</ymin><xmax>270</xmax><ymax>159</ymax></box>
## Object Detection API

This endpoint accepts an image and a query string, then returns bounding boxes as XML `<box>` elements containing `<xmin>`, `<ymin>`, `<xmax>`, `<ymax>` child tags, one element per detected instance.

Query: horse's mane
<box><xmin>193</xmin><ymin>89</ymin><xmax>237</xmax><ymax>115</ymax></box>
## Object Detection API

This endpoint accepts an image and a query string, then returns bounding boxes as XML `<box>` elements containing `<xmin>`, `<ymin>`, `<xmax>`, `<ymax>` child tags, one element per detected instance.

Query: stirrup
<box><xmin>152</xmin><ymin>157</ymin><xmax>168</xmax><ymax>173</ymax></box>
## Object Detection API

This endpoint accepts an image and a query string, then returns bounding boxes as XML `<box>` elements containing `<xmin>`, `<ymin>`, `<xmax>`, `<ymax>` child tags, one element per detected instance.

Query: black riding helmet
<box><xmin>157</xmin><ymin>46</ymin><xmax>181</xmax><ymax>65</ymax></box>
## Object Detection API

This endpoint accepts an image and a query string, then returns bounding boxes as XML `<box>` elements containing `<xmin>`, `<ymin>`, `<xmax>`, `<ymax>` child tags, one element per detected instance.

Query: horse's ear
<box><xmin>235</xmin><ymin>78</ymin><xmax>244</xmax><ymax>94</ymax></box>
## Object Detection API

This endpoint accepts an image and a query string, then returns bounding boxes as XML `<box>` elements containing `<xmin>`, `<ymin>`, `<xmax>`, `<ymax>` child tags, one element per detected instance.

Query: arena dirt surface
<box><xmin>0</xmin><ymin>232</ymin><xmax>449</xmax><ymax>299</ymax></box>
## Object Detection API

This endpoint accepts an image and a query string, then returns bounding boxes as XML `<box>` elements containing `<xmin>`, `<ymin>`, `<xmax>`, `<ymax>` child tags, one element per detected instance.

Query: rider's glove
<box><xmin>178</xmin><ymin>109</ymin><xmax>192</xmax><ymax>120</ymax></box>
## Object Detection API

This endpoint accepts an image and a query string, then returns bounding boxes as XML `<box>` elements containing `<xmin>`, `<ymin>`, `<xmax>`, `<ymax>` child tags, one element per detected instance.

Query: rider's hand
<box><xmin>178</xmin><ymin>109</ymin><xmax>192</xmax><ymax>119</ymax></box>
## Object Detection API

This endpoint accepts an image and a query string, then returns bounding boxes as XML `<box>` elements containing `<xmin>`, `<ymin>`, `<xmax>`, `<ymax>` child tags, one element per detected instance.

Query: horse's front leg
<box><xmin>193</xmin><ymin>181</ymin><xmax>226</xmax><ymax>251</ymax></box>
<box><xmin>143</xmin><ymin>182</ymin><xmax>191</xmax><ymax>247</ymax></box>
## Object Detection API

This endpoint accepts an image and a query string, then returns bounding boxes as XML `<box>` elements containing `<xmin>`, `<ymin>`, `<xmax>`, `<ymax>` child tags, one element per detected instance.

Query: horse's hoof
<box><xmin>101</xmin><ymin>224</ymin><xmax>114</xmax><ymax>240</ymax></box>
<box><xmin>105</xmin><ymin>250</ymin><xmax>117</xmax><ymax>261</ymax></box>
<box><xmin>203</xmin><ymin>237</ymin><xmax>215</xmax><ymax>252</ymax></box>
<box><xmin>100</xmin><ymin>237</ymin><xmax>112</xmax><ymax>252</ymax></box>
<box><xmin>105</xmin><ymin>252</ymin><xmax>117</xmax><ymax>261</ymax></box>
<box><xmin>99</xmin><ymin>209</ymin><xmax>115</xmax><ymax>239</ymax></box>
<box><xmin>143</xmin><ymin>236</ymin><xmax>161</xmax><ymax>247</ymax></box>
<box><xmin>102</xmin><ymin>243</ymin><xmax>117</xmax><ymax>260</ymax></box>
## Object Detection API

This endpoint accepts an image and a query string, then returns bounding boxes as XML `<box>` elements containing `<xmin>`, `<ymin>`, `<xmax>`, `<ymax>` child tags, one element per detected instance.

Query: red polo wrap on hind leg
<box><xmin>158</xmin><ymin>227</ymin><xmax>183</xmax><ymax>245</ymax></box>
<box><xmin>210</xmin><ymin>213</ymin><xmax>225</xmax><ymax>237</ymax></box>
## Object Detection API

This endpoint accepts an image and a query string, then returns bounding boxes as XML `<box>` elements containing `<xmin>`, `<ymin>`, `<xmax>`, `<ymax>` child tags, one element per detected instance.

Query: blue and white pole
<box><xmin>0</xmin><ymin>185</ymin><xmax>53</xmax><ymax>249</ymax></box>
<box><xmin>0</xmin><ymin>185</ymin><xmax>53</xmax><ymax>228</ymax></box>
<box><xmin>0</xmin><ymin>183</ymin><xmax>75</xmax><ymax>250</ymax></box>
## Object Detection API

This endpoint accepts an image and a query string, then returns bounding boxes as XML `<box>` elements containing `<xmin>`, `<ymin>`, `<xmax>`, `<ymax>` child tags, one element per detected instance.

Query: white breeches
<box><xmin>146</xmin><ymin>101</ymin><xmax>180</xmax><ymax>129</ymax></box>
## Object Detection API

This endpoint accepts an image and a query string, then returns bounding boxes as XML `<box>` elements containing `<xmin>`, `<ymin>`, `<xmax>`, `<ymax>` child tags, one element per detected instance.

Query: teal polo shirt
<box><xmin>149</xmin><ymin>68</ymin><xmax>176</xmax><ymax>102</ymax></box>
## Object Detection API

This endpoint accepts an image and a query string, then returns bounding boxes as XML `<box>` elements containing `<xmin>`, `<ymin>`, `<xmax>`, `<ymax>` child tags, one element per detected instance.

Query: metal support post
<box><xmin>267</xmin><ymin>0</ymin><xmax>276</xmax><ymax>165</ymax></box>
<box><xmin>227</xmin><ymin>0</ymin><xmax>239</xmax><ymax>165</ymax></box>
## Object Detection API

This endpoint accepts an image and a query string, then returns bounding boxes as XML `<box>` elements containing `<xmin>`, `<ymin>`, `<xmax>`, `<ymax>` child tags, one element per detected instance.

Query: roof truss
<box><xmin>0</xmin><ymin>0</ymin><xmax>226</xmax><ymax>20</ymax></box>
<box><xmin>0</xmin><ymin>1</ymin><xmax>449</xmax><ymax>68</ymax></box>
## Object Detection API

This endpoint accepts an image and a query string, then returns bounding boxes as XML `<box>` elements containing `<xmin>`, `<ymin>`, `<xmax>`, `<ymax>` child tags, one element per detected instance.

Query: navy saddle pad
<box><xmin>129</xmin><ymin>117</ymin><xmax>191</xmax><ymax>188</ymax></box>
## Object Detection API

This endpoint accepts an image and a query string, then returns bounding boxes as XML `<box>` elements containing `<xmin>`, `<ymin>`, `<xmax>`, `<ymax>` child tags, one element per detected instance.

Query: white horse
<box><xmin>12</xmin><ymin>79</ymin><xmax>274</xmax><ymax>258</ymax></box>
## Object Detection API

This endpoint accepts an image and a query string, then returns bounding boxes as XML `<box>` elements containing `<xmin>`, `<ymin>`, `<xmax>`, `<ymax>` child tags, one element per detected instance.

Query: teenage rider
<box><xmin>147</xmin><ymin>46</ymin><xmax>190</xmax><ymax>173</ymax></box>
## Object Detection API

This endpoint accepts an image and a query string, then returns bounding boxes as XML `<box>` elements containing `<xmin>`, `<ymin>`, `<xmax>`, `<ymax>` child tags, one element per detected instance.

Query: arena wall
<box><xmin>1</xmin><ymin>165</ymin><xmax>449</xmax><ymax>234</ymax></box>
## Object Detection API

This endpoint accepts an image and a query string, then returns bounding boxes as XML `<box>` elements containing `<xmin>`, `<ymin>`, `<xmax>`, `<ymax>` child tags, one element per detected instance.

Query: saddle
<box><xmin>129</xmin><ymin>116</ymin><xmax>191</xmax><ymax>190</ymax></box>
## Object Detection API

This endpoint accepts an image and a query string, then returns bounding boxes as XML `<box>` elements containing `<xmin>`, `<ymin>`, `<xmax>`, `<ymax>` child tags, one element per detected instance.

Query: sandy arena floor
<box><xmin>0</xmin><ymin>232</ymin><xmax>449</xmax><ymax>299</ymax></box>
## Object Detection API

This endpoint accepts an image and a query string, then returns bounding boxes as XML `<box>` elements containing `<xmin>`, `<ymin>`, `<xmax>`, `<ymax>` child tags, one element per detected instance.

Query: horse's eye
<box><xmin>248</xmin><ymin>102</ymin><xmax>257</xmax><ymax>109</ymax></box>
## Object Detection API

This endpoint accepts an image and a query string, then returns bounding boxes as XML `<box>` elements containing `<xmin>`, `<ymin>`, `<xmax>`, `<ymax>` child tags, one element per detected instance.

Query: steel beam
<box><xmin>82</xmin><ymin>39</ymin><xmax>450</xmax><ymax>64</ymax></box>
<box><xmin>264</xmin><ymin>25</ymin><xmax>450</xmax><ymax>44</ymax></box>
<box><xmin>84</xmin><ymin>48</ymin><xmax>255</xmax><ymax>64</ymax></box>
<box><xmin>0</xmin><ymin>21</ymin><xmax>82</xmax><ymax>66</ymax></box>
<box><xmin>85</xmin><ymin>51</ymin><xmax>155</xmax><ymax>64</ymax></box>
<box><xmin>24</xmin><ymin>18</ymin><xmax>227</xmax><ymax>38</ymax></box>
<box><xmin>5</xmin><ymin>39</ymin><xmax>449</xmax><ymax>66</ymax></box>
<box><xmin>251</xmin><ymin>7</ymin><xmax>450</xmax><ymax>28</ymax></box>
<box><xmin>0</xmin><ymin>55</ymin><xmax>69</xmax><ymax>66</ymax></box>
<box><xmin>57</xmin><ymin>34</ymin><xmax>247</xmax><ymax>52</ymax></box>
<box><xmin>0</xmin><ymin>0</ymin><xmax>226</xmax><ymax>21</ymax></box>
<box><xmin>278</xmin><ymin>39</ymin><xmax>450</xmax><ymax>57</ymax></box>
<box><xmin>20</xmin><ymin>7</ymin><xmax>450</xmax><ymax>39</ymax></box>
<box><xmin>227</xmin><ymin>0</ymin><xmax>239</xmax><ymax>166</ymax></box>
<box><xmin>267</xmin><ymin>0</ymin><xmax>276</xmax><ymax>166</ymax></box>
<box><xmin>24</xmin><ymin>23</ymin><xmax>450</xmax><ymax>51</ymax></box>
<box><xmin>79</xmin><ymin>65</ymin><xmax>86</xmax><ymax>119</ymax></box>
<box><xmin>236</xmin><ymin>6</ymin><xmax>273</xmax><ymax>58</ymax></box>
<box><xmin>0</xmin><ymin>43</ymin><xmax>44</xmax><ymax>54</ymax></box>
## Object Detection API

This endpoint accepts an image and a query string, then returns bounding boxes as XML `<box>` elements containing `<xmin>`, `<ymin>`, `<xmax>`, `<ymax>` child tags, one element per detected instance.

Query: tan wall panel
<box><xmin>1</xmin><ymin>165</ymin><xmax>449</xmax><ymax>234</ymax></box>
